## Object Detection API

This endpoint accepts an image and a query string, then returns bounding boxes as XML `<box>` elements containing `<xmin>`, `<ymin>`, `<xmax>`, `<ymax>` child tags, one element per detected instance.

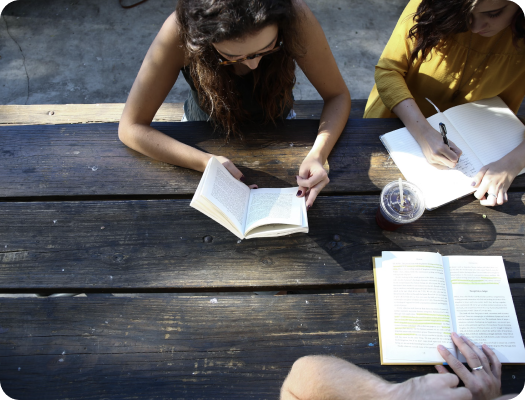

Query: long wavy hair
<box><xmin>408</xmin><ymin>0</ymin><xmax>525</xmax><ymax>64</ymax></box>
<box><xmin>176</xmin><ymin>0</ymin><xmax>305</xmax><ymax>139</ymax></box>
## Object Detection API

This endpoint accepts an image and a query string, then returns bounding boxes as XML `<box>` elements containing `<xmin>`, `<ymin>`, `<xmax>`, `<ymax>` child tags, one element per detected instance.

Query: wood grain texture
<box><xmin>0</xmin><ymin>103</ymin><xmax>183</xmax><ymax>126</ymax></box>
<box><xmin>1</xmin><ymin>194</ymin><xmax>523</xmax><ymax>292</ymax></box>
<box><xmin>0</xmin><ymin>100</ymin><xmax>368</xmax><ymax>126</ymax></box>
<box><xmin>2</xmin><ymin>100</ymin><xmax>524</xmax><ymax>400</ymax></box>
<box><xmin>0</xmin><ymin>99</ymin><xmax>522</xmax><ymax>126</ymax></box>
<box><xmin>2</xmin><ymin>119</ymin><xmax>525</xmax><ymax>198</ymax></box>
<box><xmin>0</xmin><ymin>293</ymin><xmax>524</xmax><ymax>399</ymax></box>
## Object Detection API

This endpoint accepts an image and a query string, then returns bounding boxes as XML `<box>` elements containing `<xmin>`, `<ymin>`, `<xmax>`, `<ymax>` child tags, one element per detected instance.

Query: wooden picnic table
<box><xmin>0</xmin><ymin>100</ymin><xmax>524</xmax><ymax>399</ymax></box>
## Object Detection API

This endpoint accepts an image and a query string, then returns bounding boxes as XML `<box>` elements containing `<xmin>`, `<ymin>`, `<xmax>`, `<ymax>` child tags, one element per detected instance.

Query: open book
<box><xmin>190</xmin><ymin>156</ymin><xmax>308</xmax><ymax>240</ymax></box>
<box><xmin>373</xmin><ymin>251</ymin><xmax>525</xmax><ymax>365</ymax></box>
<box><xmin>380</xmin><ymin>96</ymin><xmax>525</xmax><ymax>210</ymax></box>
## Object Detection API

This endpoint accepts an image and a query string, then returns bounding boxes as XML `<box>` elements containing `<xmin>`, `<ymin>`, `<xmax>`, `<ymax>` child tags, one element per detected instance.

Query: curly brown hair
<box><xmin>175</xmin><ymin>0</ymin><xmax>306</xmax><ymax>139</ymax></box>
<box><xmin>408</xmin><ymin>0</ymin><xmax>525</xmax><ymax>64</ymax></box>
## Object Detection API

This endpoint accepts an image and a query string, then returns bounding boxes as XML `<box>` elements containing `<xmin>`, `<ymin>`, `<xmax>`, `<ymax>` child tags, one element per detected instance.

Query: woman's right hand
<box><xmin>214</xmin><ymin>155</ymin><xmax>258</xmax><ymax>188</ymax></box>
<box><xmin>392</xmin><ymin>99</ymin><xmax>462</xmax><ymax>169</ymax></box>
<box><xmin>415</xmin><ymin>126</ymin><xmax>463</xmax><ymax>169</ymax></box>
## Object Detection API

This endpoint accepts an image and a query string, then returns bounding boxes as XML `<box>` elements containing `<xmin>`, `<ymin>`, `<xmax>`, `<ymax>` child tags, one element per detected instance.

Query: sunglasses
<box><xmin>217</xmin><ymin>41</ymin><xmax>283</xmax><ymax>66</ymax></box>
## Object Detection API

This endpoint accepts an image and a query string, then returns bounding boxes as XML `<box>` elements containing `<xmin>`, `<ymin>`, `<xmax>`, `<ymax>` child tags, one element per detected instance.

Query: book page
<box><xmin>375</xmin><ymin>251</ymin><xmax>456</xmax><ymax>364</ymax></box>
<box><xmin>381</xmin><ymin>113</ymin><xmax>484</xmax><ymax>209</ymax></box>
<box><xmin>245</xmin><ymin>222</ymin><xmax>308</xmax><ymax>239</ymax></box>
<box><xmin>244</xmin><ymin>187</ymin><xmax>303</xmax><ymax>234</ymax></box>
<box><xmin>444</xmin><ymin>97</ymin><xmax>525</xmax><ymax>174</ymax></box>
<box><xmin>443</xmin><ymin>256</ymin><xmax>525</xmax><ymax>363</ymax></box>
<box><xmin>200</xmin><ymin>157</ymin><xmax>251</xmax><ymax>234</ymax></box>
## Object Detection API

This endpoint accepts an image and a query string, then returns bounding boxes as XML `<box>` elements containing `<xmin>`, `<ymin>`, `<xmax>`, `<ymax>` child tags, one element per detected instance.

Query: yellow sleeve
<box><xmin>375</xmin><ymin>0</ymin><xmax>421</xmax><ymax>111</ymax></box>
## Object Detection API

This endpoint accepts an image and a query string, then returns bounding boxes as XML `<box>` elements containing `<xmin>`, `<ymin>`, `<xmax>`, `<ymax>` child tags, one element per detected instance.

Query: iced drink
<box><xmin>376</xmin><ymin>180</ymin><xmax>425</xmax><ymax>231</ymax></box>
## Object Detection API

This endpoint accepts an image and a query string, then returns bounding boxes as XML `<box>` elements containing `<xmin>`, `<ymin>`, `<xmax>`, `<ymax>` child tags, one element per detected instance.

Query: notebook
<box><xmin>380</xmin><ymin>96</ymin><xmax>525</xmax><ymax>210</ymax></box>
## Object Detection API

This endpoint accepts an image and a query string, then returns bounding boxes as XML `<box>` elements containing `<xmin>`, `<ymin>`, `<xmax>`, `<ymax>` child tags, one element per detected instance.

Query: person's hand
<box><xmin>215</xmin><ymin>155</ymin><xmax>258</xmax><ymax>188</ymax></box>
<box><xmin>296</xmin><ymin>154</ymin><xmax>329</xmax><ymax>210</ymax></box>
<box><xmin>388</xmin><ymin>372</ymin><xmax>472</xmax><ymax>400</ymax></box>
<box><xmin>415</xmin><ymin>126</ymin><xmax>463</xmax><ymax>169</ymax></box>
<box><xmin>472</xmin><ymin>157</ymin><xmax>521</xmax><ymax>206</ymax></box>
<box><xmin>436</xmin><ymin>332</ymin><xmax>502</xmax><ymax>400</ymax></box>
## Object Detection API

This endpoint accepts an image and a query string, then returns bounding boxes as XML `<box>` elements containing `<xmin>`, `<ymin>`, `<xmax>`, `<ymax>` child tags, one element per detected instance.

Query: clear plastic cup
<box><xmin>376</xmin><ymin>180</ymin><xmax>425</xmax><ymax>231</ymax></box>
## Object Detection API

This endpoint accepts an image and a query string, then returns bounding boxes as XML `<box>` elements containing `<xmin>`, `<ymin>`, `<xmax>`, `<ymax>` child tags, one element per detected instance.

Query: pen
<box><xmin>439</xmin><ymin>122</ymin><xmax>450</xmax><ymax>148</ymax></box>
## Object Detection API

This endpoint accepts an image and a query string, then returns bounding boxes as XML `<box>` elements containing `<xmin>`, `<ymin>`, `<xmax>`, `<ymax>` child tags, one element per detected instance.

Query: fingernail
<box><xmin>437</xmin><ymin>345</ymin><xmax>445</xmax><ymax>350</ymax></box>
<box><xmin>296</xmin><ymin>190</ymin><xmax>302</xmax><ymax>196</ymax></box>
<box><xmin>307</xmin><ymin>205</ymin><xmax>311</xmax><ymax>211</ymax></box>
<box><xmin>452</xmin><ymin>332</ymin><xmax>458</xmax><ymax>338</ymax></box>
<box><xmin>471</xmin><ymin>181</ymin><xmax>476</xmax><ymax>186</ymax></box>
<box><xmin>240</xmin><ymin>176</ymin><xmax>245</xmax><ymax>182</ymax></box>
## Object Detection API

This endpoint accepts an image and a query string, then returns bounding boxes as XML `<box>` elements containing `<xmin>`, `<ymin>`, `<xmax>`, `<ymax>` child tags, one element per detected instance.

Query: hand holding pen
<box><xmin>439</xmin><ymin>123</ymin><xmax>449</xmax><ymax>148</ymax></box>
<box><xmin>427</xmin><ymin>122</ymin><xmax>462</xmax><ymax>168</ymax></box>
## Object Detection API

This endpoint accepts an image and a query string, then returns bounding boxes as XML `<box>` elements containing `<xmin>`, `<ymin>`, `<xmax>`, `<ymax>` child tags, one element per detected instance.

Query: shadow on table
<box><xmin>307</xmin><ymin>195</ymin><xmax>502</xmax><ymax>273</ymax></box>
<box><xmin>157</xmin><ymin>121</ymin><xmax>518</xmax><ymax>279</ymax></box>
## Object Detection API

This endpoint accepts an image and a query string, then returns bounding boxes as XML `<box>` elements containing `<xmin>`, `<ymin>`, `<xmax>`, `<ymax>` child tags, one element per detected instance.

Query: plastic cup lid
<box><xmin>380</xmin><ymin>180</ymin><xmax>425</xmax><ymax>224</ymax></box>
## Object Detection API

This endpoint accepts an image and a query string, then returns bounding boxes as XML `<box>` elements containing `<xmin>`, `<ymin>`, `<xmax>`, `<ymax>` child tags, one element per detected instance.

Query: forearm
<box><xmin>280</xmin><ymin>356</ymin><xmax>394</xmax><ymax>400</ymax></box>
<box><xmin>118</xmin><ymin>122</ymin><xmax>212</xmax><ymax>172</ymax></box>
<box><xmin>309</xmin><ymin>92</ymin><xmax>351</xmax><ymax>164</ymax></box>
<box><xmin>392</xmin><ymin>98</ymin><xmax>433</xmax><ymax>143</ymax></box>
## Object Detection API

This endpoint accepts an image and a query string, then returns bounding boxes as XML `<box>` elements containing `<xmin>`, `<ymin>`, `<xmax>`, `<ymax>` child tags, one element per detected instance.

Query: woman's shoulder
<box><xmin>396</xmin><ymin>0</ymin><xmax>422</xmax><ymax>30</ymax></box>
<box><xmin>290</xmin><ymin>0</ymin><xmax>313</xmax><ymax>25</ymax></box>
<box><xmin>154</xmin><ymin>12</ymin><xmax>190</xmax><ymax>67</ymax></box>
<box><xmin>291</xmin><ymin>0</ymin><xmax>308</xmax><ymax>13</ymax></box>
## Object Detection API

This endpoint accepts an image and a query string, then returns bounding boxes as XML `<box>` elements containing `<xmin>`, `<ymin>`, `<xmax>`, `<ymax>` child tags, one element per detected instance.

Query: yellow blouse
<box><xmin>364</xmin><ymin>0</ymin><xmax>525</xmax><ymax>118</ymax></box>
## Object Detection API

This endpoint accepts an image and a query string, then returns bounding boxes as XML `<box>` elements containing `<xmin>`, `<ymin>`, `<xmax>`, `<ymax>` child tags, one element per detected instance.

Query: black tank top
<box><xmin>181</xmin><ymin>66</ymin><xmax>292</xmax><ymax>124</ymax></box>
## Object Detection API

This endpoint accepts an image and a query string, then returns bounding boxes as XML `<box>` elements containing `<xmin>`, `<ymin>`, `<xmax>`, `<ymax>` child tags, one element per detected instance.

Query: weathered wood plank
<box><xmin>0</xmin><ymin>294</ymin><xmax>523</xmax><ymax>399</ymax></box>
<box><xmin>1</xmin><ymin>119</ymin><xmax>525</xmax><ymax>198</ymax></box>
<box><xmin>0</xmin><ymin>103</ymin><xmax>183</xmax><ymax>126</ymax></box>
<box><xmin>0</xmin><ymin>100</ymin><xmax>368</xmax><ymax>126</ymax></box>
<box><xmin>292</xmin><ymin>99</ymin><xmax>367</xmax><ymax>119</ymax></box>
<box><xmin>0</xmin><ymin>194</ymin><xmax>523</xmax><ymax>292</ymax></box>
<box><xmin>1</xmin><ymin>99</ymin><xmax>523</xmax><ymax>126</ymax></box>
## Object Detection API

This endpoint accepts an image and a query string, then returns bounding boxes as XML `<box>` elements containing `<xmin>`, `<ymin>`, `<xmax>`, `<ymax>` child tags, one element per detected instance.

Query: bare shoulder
<box><xmin>292</xmin><ymin>0</ymin><xmax>315</xmax><ymax>24</ymax></box>
<box><xmin>291</xmin><ymin>0</ymin><xmax>324</xmax><ymax>45</ymax></box>
<box><xmin>152</xmin><ymin>11</ymin><xmax>189</xmax><ymax>67</ymax></box>
<box><xmin>119</xmin><ymin>10</ymin><xmax>190</xmax><ymax>126</ymax></box>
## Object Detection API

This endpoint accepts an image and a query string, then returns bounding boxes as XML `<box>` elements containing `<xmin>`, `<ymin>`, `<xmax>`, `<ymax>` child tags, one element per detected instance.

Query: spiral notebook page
<box><xmin>444</xmin><ymin>97</ymin><xmax>525</xmax><ymax>175</ymax></box>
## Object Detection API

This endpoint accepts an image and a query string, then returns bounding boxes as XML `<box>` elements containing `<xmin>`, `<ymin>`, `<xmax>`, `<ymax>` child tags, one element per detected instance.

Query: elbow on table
<box><xmin>117</xmin><ymin>120</ymin><xmax>133</xmax><ymax>147</ymax></box>
<box><xmin>322</xmin><ymin>87</ymin><xmax>351</xmax><ymax>120</ymax></box>
<box><xmin>281</xmin><ymin>356</ymin><xmax>337</xmax><ymax>400</ymax></box>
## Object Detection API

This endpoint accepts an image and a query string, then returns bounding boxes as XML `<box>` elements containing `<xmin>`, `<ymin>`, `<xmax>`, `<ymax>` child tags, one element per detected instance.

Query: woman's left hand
<box><xmin>296</xmin><ymin>154</ymin><xmax>330</xmax><ymax>210</ymax></box>
<box><xmin>472</xmin><ymin>157</ymin><xmax>521</xmax><ymax>206</ymax></box>
<box><xmin>436</xmin><ymin>333</ymin><xmax>502</xmax><ymax>400</ymax></box>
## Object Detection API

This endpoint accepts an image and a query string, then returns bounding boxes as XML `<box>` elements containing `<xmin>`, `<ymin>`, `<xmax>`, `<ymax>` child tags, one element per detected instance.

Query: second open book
<box><xmin>190</xmin><ymin>156</ymin><xmax>308</xmax><ymax>240</ymax></box>
<box><xmin>380</xmin><ymin>96</ymin><xmax>525</xmax><ymax>210</ymax></box>
<box><xmin>374</xmin><ymin>252</ymin><xmax>525</xmax><ymax>365</ymax></box>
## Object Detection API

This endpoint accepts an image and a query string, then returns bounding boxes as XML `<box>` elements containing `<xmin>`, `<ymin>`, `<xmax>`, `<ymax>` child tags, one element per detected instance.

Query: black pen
<box><xmin>439</xmin><ymin>122</ymin><xmax>450</xmax><ymax>148</ymax></box>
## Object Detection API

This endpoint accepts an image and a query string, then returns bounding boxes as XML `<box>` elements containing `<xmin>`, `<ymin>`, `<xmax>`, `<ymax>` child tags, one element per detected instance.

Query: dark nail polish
<box><xmin>296</xmin><ymin>190</ymin><xmax>302</xmax><ymax>196</ymax></box>
<box><xmin>307</xmin><ymin>205</ymin><xmax>311</xmax><ymax>211</ymax></box>
<box><xmin>240</xmin><ymin>176</ymin><xmax>245</xmax><ymax>182</ymax></box>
